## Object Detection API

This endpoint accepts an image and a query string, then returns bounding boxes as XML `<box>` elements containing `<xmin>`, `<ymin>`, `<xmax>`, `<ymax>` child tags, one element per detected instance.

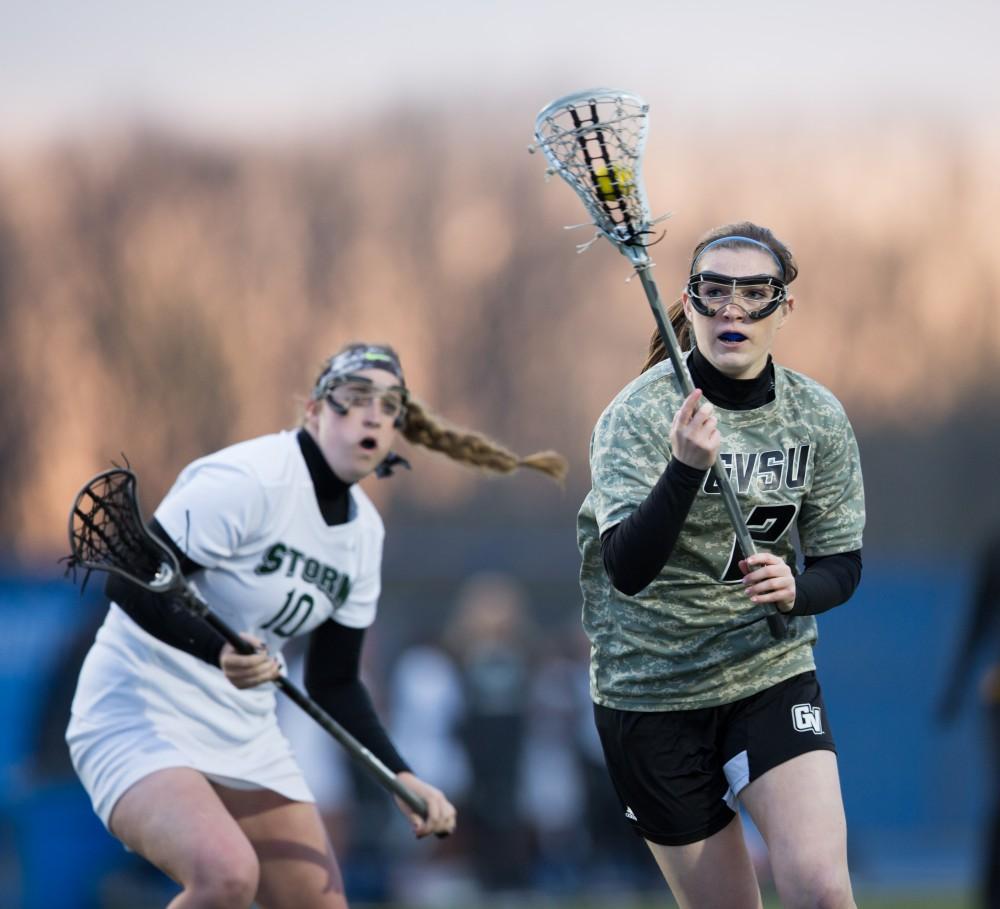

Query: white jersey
<box><xmin>155</xmin><ymin>429</ymin><xmax>383</xmax><ymax>644</ymax></box>
<box><xmin>67</xmin><ymin>430</ymin><xmax>385</xmax><ymax>825</ymax></box>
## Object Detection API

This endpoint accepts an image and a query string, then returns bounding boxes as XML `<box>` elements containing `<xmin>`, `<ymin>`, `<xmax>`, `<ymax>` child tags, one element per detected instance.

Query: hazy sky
<box><xmin>3</xmin><ymin>0</ymin><xmax>998</xmax><ymax>141</ymax></box>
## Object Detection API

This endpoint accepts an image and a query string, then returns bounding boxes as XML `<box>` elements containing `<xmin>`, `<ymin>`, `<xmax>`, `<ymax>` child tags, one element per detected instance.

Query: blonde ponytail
<box><xmin>401</xmin><ymin>398</ymin><xmax>567</xmax><ymax>484</ymax></box>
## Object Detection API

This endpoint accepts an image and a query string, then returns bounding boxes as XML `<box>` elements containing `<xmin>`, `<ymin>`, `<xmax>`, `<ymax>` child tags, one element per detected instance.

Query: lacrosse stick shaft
<box><xmin>179</xmin><ymin>588</ymin><xmax>430</xmax><ymax>817</ymax></box>
<box><xmin>634</xmin><ymin>263</ymin><xmax>789</xmax><ymax>641</ymax></box>
<box><xmin>530</xmin><ymin>89</ymin><xmax>786</xmax><ymax>639</ymax></box>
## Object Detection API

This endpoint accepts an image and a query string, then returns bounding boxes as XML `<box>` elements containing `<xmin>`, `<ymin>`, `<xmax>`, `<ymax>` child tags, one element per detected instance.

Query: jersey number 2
<box><xmin>721</xmin><ymin>504</ymin><xmax>797</xmax><ymax>582</ymax></box>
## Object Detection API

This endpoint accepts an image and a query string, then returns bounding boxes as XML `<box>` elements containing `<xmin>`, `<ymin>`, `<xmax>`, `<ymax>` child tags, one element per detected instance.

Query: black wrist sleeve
<box><xmin>600</xmin><ymin>458</ymin><xmax>707</xmax><ymax>596</ymax></box>
<box><xmin>304</xmin><ymin>620</ymin><xmax>410</xmax><ymax>775</ymax></box>
<box><xmin>789</xmin><ymin>550</ymin><xmax>863</xmax><ymax>616</ymax></box>
<box><xmin>106</xmin><ymin>519</ymin><xmax>225</xmax><ymax>666</ymax></box>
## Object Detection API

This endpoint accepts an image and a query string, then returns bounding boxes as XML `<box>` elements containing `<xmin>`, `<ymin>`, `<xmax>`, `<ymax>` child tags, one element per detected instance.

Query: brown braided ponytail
<box><xmin>640</xmin><ymin>300</ymin><xmax>691</xmax><ymax>374</ymax></box>
<box><xmin>401</xmin><ymin>397</ymin><xmax>567</xmax><ymax>483</ymax></box>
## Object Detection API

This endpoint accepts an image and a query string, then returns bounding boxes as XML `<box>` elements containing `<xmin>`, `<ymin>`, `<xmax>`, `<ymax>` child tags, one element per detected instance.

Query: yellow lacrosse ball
<box><xmin>594</xmin><ymin>164</ymin><xmax>634</xmax><ymax>201</ymax></box>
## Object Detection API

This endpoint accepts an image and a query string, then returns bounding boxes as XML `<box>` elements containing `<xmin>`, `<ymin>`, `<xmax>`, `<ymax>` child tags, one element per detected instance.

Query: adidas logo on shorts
<box><xmin>625</xmin><ymin>805</ymin><xmax>638</xmax><ymax>821</ymax></box>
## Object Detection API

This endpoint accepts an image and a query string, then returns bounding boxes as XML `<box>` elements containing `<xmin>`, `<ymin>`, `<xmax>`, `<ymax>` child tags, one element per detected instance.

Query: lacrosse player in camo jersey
<box><xmin>578</xmin><ymin>223</ymin><xmax>865</xmax><ymax>909</ymax></box>
<box><xmin>66</xmin><ymin>342</ymin><xmax>566</xmax><ymax>909</ymax></box>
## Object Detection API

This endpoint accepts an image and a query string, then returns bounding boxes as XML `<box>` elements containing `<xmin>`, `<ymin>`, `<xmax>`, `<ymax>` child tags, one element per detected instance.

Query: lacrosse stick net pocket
<box><xmin>532</xmin><ymin>88</ymin><xmax>657</xmax><ymax>256</ymax></box>
<box><xmin>67</xmin><ymin>468</ymin><xmax>176</xmax><ymax>592</ymax></box>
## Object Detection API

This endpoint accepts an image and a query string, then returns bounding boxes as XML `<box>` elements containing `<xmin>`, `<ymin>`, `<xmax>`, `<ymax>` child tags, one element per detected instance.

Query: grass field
<box><xmin>110</xmin><ymin>883</ymin><xmax>976</xmax><ymax>909</ymax></box>
<box><xmin>355</xmin><ymin>892</ymin><xmax>973</xmax><ymax>909</ymax></box>
<box><xmin>779</xmin><ymin>895</ymin><xmax>969</xmax><ymax>909</ymax></box>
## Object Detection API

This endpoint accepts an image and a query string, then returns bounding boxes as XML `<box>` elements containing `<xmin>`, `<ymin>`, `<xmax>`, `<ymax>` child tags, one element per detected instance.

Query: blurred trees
<box><xmin>1</xmin><ymin>111</ymin><xmax>998</xmax><ymax>559</ymax></box>
<box><xmin>0</xmin><ymin>206</ymin><xmax>32</xmax><ymax>543</ymax></box>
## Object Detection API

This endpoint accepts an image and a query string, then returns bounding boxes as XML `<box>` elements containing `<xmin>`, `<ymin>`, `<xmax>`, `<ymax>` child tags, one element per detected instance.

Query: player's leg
<box><xmin>741</xmin><ymin>750</ymin><xmax>854</xmax><ymax>909</ymax></box>
<box><xmin>725</xmin><ymin>671</ymin><xmax>854</xmax><ymax>909</ymax></box>
<box><xmin>645</xmin><ymin>816</ymin><xmax>763</xmax><ymax>909</ymax></box>
<box><xmin>593</xmin><ymin>702</ymin><xmax>763</xmax><ymax>909</ymax></box>
<box><xmin>109</xmin><ymin>767</ymin><xmax>260</xmax><ymax>908</ymax></box>
<box><xmin>212</xmin><ymin>782</ymin><xmax>348</xmax><ymax>909</ymax></box>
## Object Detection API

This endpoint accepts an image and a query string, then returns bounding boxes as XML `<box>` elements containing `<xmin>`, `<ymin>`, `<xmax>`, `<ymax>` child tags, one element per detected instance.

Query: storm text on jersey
<box><xmin>253</xmin><ymin>543</ymin><xmax>352</xmax><ymax>606</ymax></box>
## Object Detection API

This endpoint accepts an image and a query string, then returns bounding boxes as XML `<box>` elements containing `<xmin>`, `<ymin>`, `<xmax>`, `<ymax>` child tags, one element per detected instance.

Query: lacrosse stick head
<box><xmin>66</xmin><ymin>467</ymin><xmax>179</xmax><ymax>594</ymax></box>
<box><xmin>531</xmin><ymin>88</ymin><xmax>656</xmax><ymax>263</ymax></box>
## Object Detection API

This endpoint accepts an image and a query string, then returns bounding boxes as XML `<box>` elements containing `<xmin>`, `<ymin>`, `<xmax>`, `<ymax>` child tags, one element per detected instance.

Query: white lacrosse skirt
<box><xmin>67</xmin><ymin>604</ymin><xmax>314</xmax><ymax>829</ymax></box>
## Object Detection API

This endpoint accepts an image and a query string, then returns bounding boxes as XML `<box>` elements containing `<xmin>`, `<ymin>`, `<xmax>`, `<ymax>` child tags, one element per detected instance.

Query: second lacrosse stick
<box><xmin>531</xmin><ymin>88</ymin><xmax>788</xmax><ymax>640</ymax></box>
<box><xmin>66</xmin><ymin>467</ymin><xmax>432</xmax><ymax>817</ymax></box>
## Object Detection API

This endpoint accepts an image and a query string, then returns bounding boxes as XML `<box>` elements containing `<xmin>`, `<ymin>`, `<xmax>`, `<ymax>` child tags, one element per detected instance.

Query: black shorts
<box><xmin>593</xmin><ymin>671</ymin><xmax>836</xmax><ymax>847</ymax></box>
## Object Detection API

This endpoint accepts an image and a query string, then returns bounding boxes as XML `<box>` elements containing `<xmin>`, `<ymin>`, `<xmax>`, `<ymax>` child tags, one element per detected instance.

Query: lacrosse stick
<box><xmin>65</xmin><ymin>467</ymin><xmax>432</xmax><ymax>818</ymax></box>
<box><xmin>530</xmin><ymin>88</ymin><xmax>788</xmax><ymax>640</ymax></box>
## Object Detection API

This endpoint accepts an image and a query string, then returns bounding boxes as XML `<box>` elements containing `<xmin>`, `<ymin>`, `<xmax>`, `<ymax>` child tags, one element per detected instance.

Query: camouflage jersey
<box><xmin>578</xmin><ymin>354</ymin><xmax>865</xmax><ymax>711</ymax></box>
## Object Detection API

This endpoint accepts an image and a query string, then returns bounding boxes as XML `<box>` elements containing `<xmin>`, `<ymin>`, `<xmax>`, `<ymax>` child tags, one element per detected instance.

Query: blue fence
<box><xmin>816</xmin><ymin>561</ymin><xmax>980</xmax><ymax>885</ymax></box>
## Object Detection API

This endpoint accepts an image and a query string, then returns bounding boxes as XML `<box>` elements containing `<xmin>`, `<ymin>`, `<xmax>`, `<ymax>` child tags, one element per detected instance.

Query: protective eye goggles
<box><xmin>686</xmin><ymin>272</ymin><xmax>788</xmax><ymax>320</ymax></box>
<box><xmin>325</xmin><ymin>375</ymin><xmax>409</xmax><ymax>424</ymax></box>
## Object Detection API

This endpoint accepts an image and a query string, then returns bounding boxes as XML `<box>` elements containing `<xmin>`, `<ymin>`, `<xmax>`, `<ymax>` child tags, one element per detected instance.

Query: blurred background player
<box><xmin>940</xmin><ymin>532</ymin><xmax>1000</xmax><ymax>908</ymax></box>
<box><xmin>444</xmin><ymin>573</ymin><xmax>535</xmax><ymax>893</ymax></box>
<box><xmin>65</xmin><ymin>342</ymin><xmax>566</xmax><ymax>909</ymax></box>
<box><xmin>578</xmin><ymin>223</ymin><xmax>865</xmax><ymax>909</ymax></box>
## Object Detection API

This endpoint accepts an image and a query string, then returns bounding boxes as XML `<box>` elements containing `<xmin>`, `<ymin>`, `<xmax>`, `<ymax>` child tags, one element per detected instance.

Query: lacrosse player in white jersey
<box><xmin>579</xmin><ymin>223</ymin><xmax>865</xmax><ymax>909</ymax></box>
<box><xmin>67</xmin><ymin>342</ymin><xmax>566</xmax><ymax>909</ymax></box>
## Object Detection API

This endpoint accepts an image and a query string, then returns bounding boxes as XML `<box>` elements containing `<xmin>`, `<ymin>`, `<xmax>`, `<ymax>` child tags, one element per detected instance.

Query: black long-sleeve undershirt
<box><xmin>601</xmin><ymin>458</ymin><xmax>705</xmax><ymax>596</ymax></box>
<box><xmin>600</xmin><ymin>348</ymin><xmax>862</xmax><ymax>613</ymax></box>
<box><xmin>304</xmin><ymin>619</ymin><xmax>410</xmax><ymax>773</ymax></box>
<box><xmin>107</xmin><ymin>520</ymin><xmax>225</xmax><ymax>664</ymax></box>
<box><xmin>793</xmin><ymin>550</ymin><xmax>862</xmax><ymax>616</ymax></box>
<box><xmin>109</xmin><ymin>428</ymin><xmax>408</xmax><ymax>772</ymax></box>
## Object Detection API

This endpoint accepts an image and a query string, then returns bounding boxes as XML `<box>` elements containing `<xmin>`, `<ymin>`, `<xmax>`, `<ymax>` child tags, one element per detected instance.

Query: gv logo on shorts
<box><xmin>791</xmin><ymin>703</ymin><xmax>823</xmax><ymax>734</ymax></box>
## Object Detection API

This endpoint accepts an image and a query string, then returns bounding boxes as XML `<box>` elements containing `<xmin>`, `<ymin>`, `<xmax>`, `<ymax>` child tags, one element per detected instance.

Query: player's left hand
<box><xmin>393</xmin><ymin>772</ymin><xmax>457</xmax><ymax>839</ymax></box>
<box><xmin>739</xmin><ymin>552</ymin><xmax>796</xmax><ymax>614</ymax></box>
